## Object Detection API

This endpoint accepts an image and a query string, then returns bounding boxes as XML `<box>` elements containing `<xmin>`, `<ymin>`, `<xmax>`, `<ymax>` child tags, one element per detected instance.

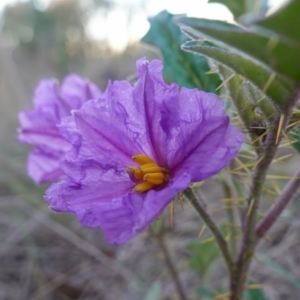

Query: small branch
<box><xmin>184</xmin><ymin>187</ymin><xmax>235</xmax><ymax>272</ymax></box>
<box><xmin>150</xmin><ymin>228</ymin><xmax>189</xmax><ymax>300</ymax></box>
<box><xmin>229</xmin><ymin>112</ymin><xmax>284</xmax><ymax>300</ymax></box>
<box><xmin>230</xmin><ymin>88</ymin><xmax>300</xmax><ymax>300</ymax></box>
<box><xmin>222</xmin><ymin>180</ymin><xmax>238</xmax><ymax>258</ymax></box>
<box><xmin>256</xmin><ymin>166</ymin><xmax>300</xmax><ymax>238</ymax></box>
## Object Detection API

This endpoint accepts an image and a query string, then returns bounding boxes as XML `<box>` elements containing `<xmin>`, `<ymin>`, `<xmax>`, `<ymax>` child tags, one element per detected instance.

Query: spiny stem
<box><xmin>230</xmin><ymin>87</ymin><xmax>300</xmax><ymax>299</ymax></box>
<box><xmin>256</xmin><ymin>166</ymin><xmax>300</xmax><ymax>238</ymax></box>
<box><xmin>184</xmin><ymin>187</ymin><xmax>235</xmax><ymax>273</ymax></box>
<box><xmin>230</xmin><ymin>112</ymin><xmax>284</xmax><ymax>300</ymax></box>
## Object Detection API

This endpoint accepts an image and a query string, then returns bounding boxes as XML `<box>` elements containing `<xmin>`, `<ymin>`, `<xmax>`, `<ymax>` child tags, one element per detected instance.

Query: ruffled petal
<box><xmin>28</xmin><ymin>149</ymin><xmax>65</xmax><ymax>184</ymax></box>
<box><xmin>45</xmin><ymin>173</ymin><xmax>191</xmax><ymax>244</ymax></box>
<box><xmin>60</xmin><ymin>100</ymin><xmax>144</xmax><ymax>183</ymax></box>
<box><xmin>18</xmin><ymin>110</ymin><xmax>70</xmax><ymax>152</ymax></box>
<box><xmin>44</xmin><ymin>178</ymin><xmax>135</xmax><ymax>218</ymax></box>
<box><xmin>61</xmin><ymin>74</ymin><xmax>102</xmax><ymax>109</ymax></box>
<box><xmin>160</xmin><ymin>87</ymin><xmax>243</xmax><ymax>180</ymax></box>
<box><xmin>33</xmin><ymin>79</ymin><xmax>69</xmax><ymax>121</ymax></box>
<box><xmin>132</xmin><ymin>58</ymin><xmax>172</xmax><ymax>163</ymax></box>
<box><xmin>86</xmin><ymin>172</ymin><xmax>191</xmax><ymax>244</ymax></box>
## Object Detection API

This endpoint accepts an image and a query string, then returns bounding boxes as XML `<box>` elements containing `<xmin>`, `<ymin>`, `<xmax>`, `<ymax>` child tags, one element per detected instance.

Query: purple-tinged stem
<box><xmin>256</xmin><ymin>166</ymin><xmax>300</xmax><ymax>238</ymax></box>
<box><xmin>229</xmin><ymin>88</ymin><xmax>300</xmax><ymax>300</ymax></box>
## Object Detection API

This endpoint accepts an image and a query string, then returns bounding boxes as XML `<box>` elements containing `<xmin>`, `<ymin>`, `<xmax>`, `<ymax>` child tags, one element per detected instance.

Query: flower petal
<box><xmin>18</xmin><ymin>110</ymin><xmax>70</xmax><ymax>152</ymax></box>
<box><xmin>160</xmin><ymin>87</ymin><xmax>243</xmax><ymax>180</ymax></box>
<box><xmin>18</xmin><ymin>75</ymin><xmax>101</xmax><ymax>184</ymax></box>
<box><xmin>133</xmin><ymin>58</ymin><xmax>172</xmax><ymax>163</ymax></box>
<box><xmin>45</xmin><ymin>177</ymin><xmax>135</xmax><ymax>218</ymax></box>
<box><xmin>33</xmin><ymin>79</ymin><xmax>69</xmax><ymax>120</ymax></box>
<box><xmin>61</xmin><ymin>74</ymin><xmax>102</xmax><ymax>109</ymax></box>
<box><xmin>28</xmin><ymin>149</ymin><xmax>65</xmax><ymax>184</ymax></box>
<box><xmin>45</xmin><ymin>172</ymin><xmax>191</xmax><ymax>244</ymax></box>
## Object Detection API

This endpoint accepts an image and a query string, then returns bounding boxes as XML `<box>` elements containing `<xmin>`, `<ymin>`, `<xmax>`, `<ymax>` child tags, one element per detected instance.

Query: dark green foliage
<box><xmin>142</xmin><ymin>11</ymin><xmax>221</xmax><ymax>93</ymax></box>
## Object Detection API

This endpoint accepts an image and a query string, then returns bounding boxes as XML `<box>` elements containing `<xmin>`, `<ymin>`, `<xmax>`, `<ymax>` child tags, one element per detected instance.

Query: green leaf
<box><xmin>142</xmin><ymin>10</ymin><xmax>221</xmax><ymax>92</ymax></box>
<box><xmin>187</xmin><ymin>224</ymin><xmax>229</xmax><ymax>275</ymax></box>
<box><xmin>245</xmin><ymin>288</ymin><xmax>268</xmax><ymax>300</ymax></box>
<box><xmin>182</xmin><ymin>41</ymin><xmax>294</xmax><ymax>111</ymax></box>
<box><xmin>258</xmin><ymin>254</ymin><xmax>300</xmax><ymax>292</ymax></box>
<box><xmin>143</xmin><ymin>282</ymin><xmax>161</xmax><ymax>300</ymax></box>
<box><xmin>177</xmin><ymin>17</ymin><xmax>300</xmax><ymax>83</ymax></box>
<box><xmin>208</xmin><ymin>0</ymin><xmax>247</xmax><ymax>20</ymax></box>
<box><xmin>187</xmin><ymin>239</ymin><xmax>220</xmax><ymax>275</ymax></box>
<box><xmin>254</xmin><ymin>0</ymin><xmax>300</xmax><ymax>46</ymax></box>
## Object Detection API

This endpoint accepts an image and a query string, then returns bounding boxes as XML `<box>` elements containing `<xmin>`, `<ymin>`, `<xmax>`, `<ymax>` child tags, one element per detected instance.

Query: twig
<box><xmin>256</xmin><ymin>166</ymin><xmax>300</xmax><ymax>238</ymax></box>
<box><xmin>184</xmin><ymin>187</ymin><xmax>235</xmax><ymax>272</ymax></box>
<box><xmin>230</xmin><ymin>88</ymin><xmax>300</xmax><ymax>299</ymax></box>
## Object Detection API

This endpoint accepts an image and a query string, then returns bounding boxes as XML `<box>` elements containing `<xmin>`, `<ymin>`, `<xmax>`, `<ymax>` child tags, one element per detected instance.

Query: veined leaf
<box><xmin>182</xmin><ymin>41</ymin><xmax>294</xmax><ymax>112</ymax></box>
<box><xmin>142</xmin><ymin>10</ymin><xmax>221</xmax><ymax>92</ymax></box>
<box><xmin>177</xmin><ymin>17</ymin><xmax>300</xmax><ymax>83</ymax></box>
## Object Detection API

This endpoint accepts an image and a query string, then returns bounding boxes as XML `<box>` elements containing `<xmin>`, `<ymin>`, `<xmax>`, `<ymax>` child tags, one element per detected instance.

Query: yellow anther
<box><xmin>133</xmin><ymin>181</ymin><xmax>155</xmax><ymax>193</ymax></box>
<box><xmin>140</xmin><ymin>163</ymin><xmax>162</xmax><ymax>173</ymax></box>
<box><xmin>132</xmin><ymin>154</ymin><xmax>155</xmax><ymax>165</ymax></box>
<box><xmin>144</xmin><ymin>173</ymin><xmax>164</xmax><ymax>185</ymax></box>
<box><xmin>129</xmin><ymin>154</ymin><xmax>169</xmax><ymax>193</ymax></box>
<box><xmin>126</xmin><ymin>167</ymin><xmax>144</xmax><ymax>180</ymax></box>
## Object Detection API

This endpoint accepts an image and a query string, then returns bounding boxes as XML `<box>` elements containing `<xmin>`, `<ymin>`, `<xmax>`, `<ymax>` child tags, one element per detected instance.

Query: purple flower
<box><xmin>18</xmin><ymin>74</ymin><xmax>101</xmax><ymax>184</ymax></box>
<box><xmin>45</xmin><ymin>58</ymin><xmax>243</xmax><ymax>244</ymax></box>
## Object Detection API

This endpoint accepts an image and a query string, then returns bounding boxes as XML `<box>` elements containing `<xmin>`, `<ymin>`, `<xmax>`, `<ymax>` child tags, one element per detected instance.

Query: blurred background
<box><xmin>1</xmin><ymin>0</ymin><xmax>299</xmax><ymax>300</ymax></box>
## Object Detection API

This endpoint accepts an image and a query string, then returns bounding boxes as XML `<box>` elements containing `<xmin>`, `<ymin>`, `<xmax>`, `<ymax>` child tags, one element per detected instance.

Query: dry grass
<box><xmin>1</xmin><ymin>40</ymin><xmax>300</xmax><ymax>300</ymax></box>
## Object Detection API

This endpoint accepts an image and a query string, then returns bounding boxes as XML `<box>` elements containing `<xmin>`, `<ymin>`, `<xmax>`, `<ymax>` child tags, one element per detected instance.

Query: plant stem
<box><xmin>230</xmin><ymin>87</ymin><xmax>300</xmax><ymax>299</ymax></box>
<box><xmin>230</xmin><ymin>112</ymin><xmax>283</xmax><ymax>299</ymax></box>
<box><xmin>256</xmin><ymin>166</ymin><xmax>300</xmax><ymax>238</ymax></box>
<box><xmin>184</xmin><ymin>187</ymin><xmax>235</xmax><ymax>272</ymax></box>
<box><xmin>150</xmin><ymin>228</ymin><xmax>189</xmax><ymax>300</ymax></box>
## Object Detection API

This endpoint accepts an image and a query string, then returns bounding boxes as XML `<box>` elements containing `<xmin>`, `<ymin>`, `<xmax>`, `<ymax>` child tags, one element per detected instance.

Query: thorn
<box><xmin>169</xmin><ymin>199</ymin><xmax>174</xmax><ymax>229</ymax></box>
<box><xmin>276</xmin><ymin>114</ymin><xmax>285</xmax><ymax>144</ymax></box>
<box><xmin>215</xmin><ymin>74</ymin><xmax>235</xmax><ymax>91</ymax></box>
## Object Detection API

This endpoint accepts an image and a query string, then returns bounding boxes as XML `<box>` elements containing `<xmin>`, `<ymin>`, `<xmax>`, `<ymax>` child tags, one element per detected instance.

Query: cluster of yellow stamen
<box><xmin>126</xmin><ymin>154</ymin><xmax>169</xmax><ymax>193</ymax></box>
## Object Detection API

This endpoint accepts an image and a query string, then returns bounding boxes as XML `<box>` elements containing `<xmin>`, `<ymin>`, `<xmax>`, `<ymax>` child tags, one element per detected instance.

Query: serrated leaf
<box><xmin>177</xmin><ymin>17</ymin><xmax>300</xmax><ymax>82</ymax></box>
<box><xmin>254</xmin><ymin>0</ymin><xmax>300</xmax><ymax>46</ymax></box>
<box><xmin>182</xmin><ymin>41</ymin><xmax>294</xmax><ymax>112</ymax></box>
<box><xmin>142</xmin><ymin>10</ymin><xmax>221</xmax><ymax>92</ymax></box>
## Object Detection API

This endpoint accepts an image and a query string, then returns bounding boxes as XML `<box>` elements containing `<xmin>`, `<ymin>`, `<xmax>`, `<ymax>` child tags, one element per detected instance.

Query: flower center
<box><xmin>126</xmin><ymin>154</ymin><xmax>169</xmax><ymax>193</ymax></box>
